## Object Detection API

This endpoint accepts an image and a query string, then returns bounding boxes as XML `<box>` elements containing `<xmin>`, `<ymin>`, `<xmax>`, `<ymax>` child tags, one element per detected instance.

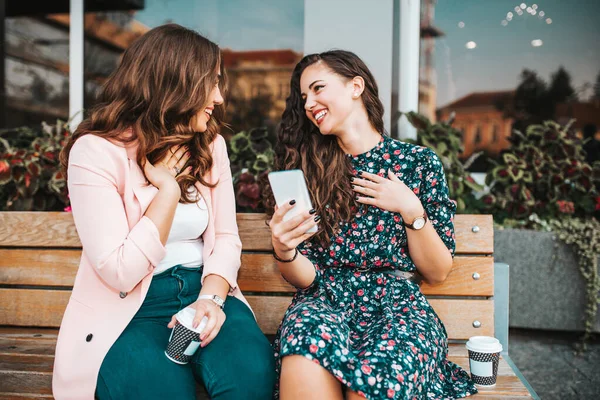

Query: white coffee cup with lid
<box><xmin>466</xmin><ymin>336</ymin><xmax>503</xmax><ymax>387</ymax></box>
<box><xmin>165</xmin><ymin>307</ymin><xmax>208</xmax><ymax>364</ymax></box>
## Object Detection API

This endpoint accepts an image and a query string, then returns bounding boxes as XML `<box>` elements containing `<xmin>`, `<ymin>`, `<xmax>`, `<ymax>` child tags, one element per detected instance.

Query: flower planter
<box><xmin>494</xmin><ymin>228</ymin><xmax>600</xmax><ymax>333</ymax></box>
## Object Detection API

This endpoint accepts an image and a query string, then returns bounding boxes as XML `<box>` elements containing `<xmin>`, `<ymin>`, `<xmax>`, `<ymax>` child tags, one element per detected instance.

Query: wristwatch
<box><xmin>404</xmin><ymin>212</ymin><xmax>428</xmax><ymax>230</ymax></box>
<box><xmin>198</xmin><ymin>294</ymin><xmax>225</xmax><ymax>309</ymax></box>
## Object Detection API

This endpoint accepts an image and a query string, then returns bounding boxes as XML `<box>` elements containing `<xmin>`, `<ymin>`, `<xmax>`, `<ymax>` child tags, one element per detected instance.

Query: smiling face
<box><xmin>300</xmin><ymin>62</ymin><xmax>363</xmax><ymax>136</ymax></box>
<box><xmin>191</xmin><ymin>70</ymin><xmax>224</xmax><ymax>132</ymax></box>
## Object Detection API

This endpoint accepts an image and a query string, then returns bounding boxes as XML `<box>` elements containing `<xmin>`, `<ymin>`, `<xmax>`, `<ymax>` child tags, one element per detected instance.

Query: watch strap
<box><xmin>198</xmin><ymin>294</ymin><xmax>225</xmax><ymax>309</ymax></box>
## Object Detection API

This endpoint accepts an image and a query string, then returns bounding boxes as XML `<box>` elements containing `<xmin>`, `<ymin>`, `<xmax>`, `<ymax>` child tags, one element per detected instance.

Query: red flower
<box><xmin>361</xmin><ymin>365</ymin><xmax>372</xmax><ymax>374</ymax></box>
<box><xmin>383</xmin><ymin>153</ymin><xmax>390</xmax><ymax>160</ymax></box>
<box><xmin>394</xmin><ymin>164</ymin><xmax>401</xmax><ymax>171</ymax></box>
<box><xmin>413</xmin><ymin>187</ymin><xmax>420</xmax><ymax>195</ymax></box>
<box><xmin>376</xmin><ymin>224</ymin><xmax>384</xmax><ymax>232</ymax></box>
<box><xmin>387</xmin><ymin>389</ymin><xmax>395</xmax><ymax>398</ymax></box>
<box><xmin>397</xmin><ymin>374</ymin><xmax>404</xmax><ymax>383</ymax></box>
<box><xmin>309</xmin><ymin>344</ymin><xmax>318</xmax><ymax>353</ymax></box>
<box><xmin>388</xmin><ymin>340</ymin><xmax>396</xmax><ymax>346</ymax></box>
<box><xmin>357</xmin><ymin>289</ymin><xmax>365</xmax><ymax>296</ymax></box>
<box><xmin>321</xmin><ymin>332</ymin><xmax>332</xmax><ymax>341</ymax></box>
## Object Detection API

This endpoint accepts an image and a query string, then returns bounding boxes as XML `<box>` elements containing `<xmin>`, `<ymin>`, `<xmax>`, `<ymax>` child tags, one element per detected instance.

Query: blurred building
<box><xmin>3</xmin><ymin>13</ymin><xmax>148</xmax><ymax>128</ymax></box>
<box><xmin>555</xmin><ymin>100</ymin><xmax>600</xmax><ymax>138</ymax></box>
<box><xmin>222</xmin><ymin>49</ymin><xmax>303</xmax><ymax>121</ymax></box>
<box><xmin>437</xmin><ymin>90</ymin><xmax>515</xmax><ymax>158</ymax></box>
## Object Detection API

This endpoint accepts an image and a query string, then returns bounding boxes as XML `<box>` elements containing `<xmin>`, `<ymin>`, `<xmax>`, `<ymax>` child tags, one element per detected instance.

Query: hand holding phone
<box><xmin>268</xmin><ymin>169</ymin><xmax>318</xmax><ymax>234</ymax></box>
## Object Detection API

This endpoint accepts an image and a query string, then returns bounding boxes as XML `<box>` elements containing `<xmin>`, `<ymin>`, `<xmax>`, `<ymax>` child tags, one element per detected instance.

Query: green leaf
<box><xmin>405</xmin><ymin>111</ymin><xmax>431</xmax><ymax>131</ymax></box>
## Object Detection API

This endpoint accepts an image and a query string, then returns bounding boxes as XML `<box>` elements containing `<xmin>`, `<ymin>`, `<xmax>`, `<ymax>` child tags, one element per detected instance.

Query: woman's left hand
<box><xmin>352</xmin><ymin>170</ymin><xmax>424</xmax><ymax>218</ymax></box>
<box><xmin>168</xmin><ymin>298</ymin><xmax>226</xmax><ymax>347</ymax></box>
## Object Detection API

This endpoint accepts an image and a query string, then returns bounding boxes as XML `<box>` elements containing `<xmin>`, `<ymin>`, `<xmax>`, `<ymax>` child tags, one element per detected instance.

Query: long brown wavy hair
<box><xmin>60</xmin><ymin>24</ymin><xmax>228</xmax><ymax>201</ymax></box>
<box><xmin>268</xmin><ymin>50</ymin><xmax>385</xmax><ymax>245</ymax></box>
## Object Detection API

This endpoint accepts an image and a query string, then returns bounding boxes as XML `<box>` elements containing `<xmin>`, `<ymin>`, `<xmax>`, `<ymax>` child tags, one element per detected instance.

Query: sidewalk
<box><xmin>509</xmin><ymin>328</ymin><xmax>600</xmax><ymax>400</ymax></box>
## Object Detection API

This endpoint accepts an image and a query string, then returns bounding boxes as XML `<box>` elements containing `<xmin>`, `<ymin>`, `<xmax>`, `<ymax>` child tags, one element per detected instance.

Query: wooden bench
<box><xmin>0</xmin><ymin>212</ymin><xmax>538</xmax><ymax>399</ymax></box>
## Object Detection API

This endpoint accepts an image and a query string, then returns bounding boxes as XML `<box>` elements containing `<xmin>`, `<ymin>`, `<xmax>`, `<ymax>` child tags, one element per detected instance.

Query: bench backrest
<box><xmin>0</xmin><ymin>212</ymin><xmax>494</xmax><ymax>340</ymax></box>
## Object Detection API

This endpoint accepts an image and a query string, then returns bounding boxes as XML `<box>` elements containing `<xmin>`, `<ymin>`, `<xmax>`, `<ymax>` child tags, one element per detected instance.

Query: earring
<box><xmin>353</xmin><ymin>92</ymin><xmax>359</xmax><ymax>98</ymax></box>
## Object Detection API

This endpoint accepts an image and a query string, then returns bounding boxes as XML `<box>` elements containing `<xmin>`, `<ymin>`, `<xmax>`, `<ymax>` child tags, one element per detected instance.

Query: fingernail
<box><xmin>358</xmin><ymin>171</ymin><xmax>363</xmax><ymax>176</ymax></box>
<box><xmin>355</xmin><ymin>196</ymin><xmax>359</xmax><ymax>200</ymax></box>
<box><xmin>289</xmin><ymin>199</ymin><xmax>296</xmax><ymax>205</ymax></box>
<box><xmin>351</xmin><ymin>184</ymin><xmax>355</xmax><ymax>189</ymax></box>
<box><xmin>314</xmin><ymin>215</ymin><xmax>321</xmax><ymax>222</ymax></box>
<box><xmin>350</xmin><ymin>177</ymin><xmax>355</xmax><ymax>182</ymax></box>
<box><xmin>309</xmin><ymin>208</ymin><xmax>316</xmax><ymax>214</ymax></box>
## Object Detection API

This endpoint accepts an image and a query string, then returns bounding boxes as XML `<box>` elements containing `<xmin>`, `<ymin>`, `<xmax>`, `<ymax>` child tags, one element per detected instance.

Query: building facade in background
<box><xmin>437</xmin><ymin>90</ymin><xmax>514</xmax><ymax>159</ymax></box>
<box><xmin>4</xmin><ymin>13</ymin><xmax>149</xmax><ymax>128</ymax></box>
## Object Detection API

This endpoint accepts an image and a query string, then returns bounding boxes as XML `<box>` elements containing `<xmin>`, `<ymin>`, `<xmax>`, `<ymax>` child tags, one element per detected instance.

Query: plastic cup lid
<box><xmin>466</xmin><ymin>336</ymin><xmax>503</xmax><ymax>353</ymax></box>
<box><xmin>175</xmin><ymin>307</ymin><xmax>202</xmax><ymax>333</ymax></box>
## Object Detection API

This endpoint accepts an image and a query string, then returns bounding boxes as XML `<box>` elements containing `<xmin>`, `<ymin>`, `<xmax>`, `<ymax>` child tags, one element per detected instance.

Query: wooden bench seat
<box><xmin>0</xmin><ymin>212</ymin><xmax>537</xmax><ymax>399</ymax></box>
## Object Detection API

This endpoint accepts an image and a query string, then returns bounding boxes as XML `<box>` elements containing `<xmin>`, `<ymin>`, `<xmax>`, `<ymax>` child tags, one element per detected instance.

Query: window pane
<box><xmin>422</xmin><ymin>0</ymin><xmax>600</xmax><ymax>170</ymax></box>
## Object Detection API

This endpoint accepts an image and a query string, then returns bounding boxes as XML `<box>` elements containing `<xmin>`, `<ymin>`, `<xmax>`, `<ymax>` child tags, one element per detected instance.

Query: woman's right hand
<box><xmin>269</xmin><ymin>201</ymin><xmax>320</xmax><ymax>258</ymax></box>
<box><xmin>143</xmin><ymin>146</ymin><xmax>191</xmax><ymax>191</ymax></box>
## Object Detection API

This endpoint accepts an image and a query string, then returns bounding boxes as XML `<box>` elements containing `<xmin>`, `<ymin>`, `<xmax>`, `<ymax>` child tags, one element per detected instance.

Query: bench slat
<box><xmin>0</xmin><ymin>249</ymin><xmax>494</xmax><ymax>297</ymax></box>
<box><xmin>0</xmin><ymin>289</ymin><xmax>494</xmax><ymax>339</ymax></box>
<box><xmin>0</xmin><ymin>213</ymin><xmax>493</xmax><ymax>254</ymax></box>
<box><xmin>0</xmin><ymin>339</ymin><xmax>531</xmax><ymax>398</ymax></box>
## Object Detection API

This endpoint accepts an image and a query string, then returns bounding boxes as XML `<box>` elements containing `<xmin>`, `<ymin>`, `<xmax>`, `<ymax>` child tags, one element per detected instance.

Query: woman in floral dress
<box><xmin>267</xmin><ymin>50</ymin><xmax>477</xmax><ymax>399</ymax></box>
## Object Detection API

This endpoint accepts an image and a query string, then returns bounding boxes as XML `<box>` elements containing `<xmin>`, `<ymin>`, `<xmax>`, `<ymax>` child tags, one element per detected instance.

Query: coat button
<box><xmin>86</xmin><ymin>334</ymin><xmax>93</xmax><ymax>342</ymax></box>
<box><xmin>119</xmin><ymin>291</ymin><xmax>127</xmax><ymax>299</ymax></box>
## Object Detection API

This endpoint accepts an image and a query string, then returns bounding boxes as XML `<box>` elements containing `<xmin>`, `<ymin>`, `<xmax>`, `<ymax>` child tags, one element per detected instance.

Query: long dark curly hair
<box><xmin>267</xmin><ymin>50</ymin><xmax>385</xmax><ymax>245</ymax></box>
<box><xmin>60</xmin><ymin>24</ymin><xmax>228</xmax><ymax>201</ymax></box>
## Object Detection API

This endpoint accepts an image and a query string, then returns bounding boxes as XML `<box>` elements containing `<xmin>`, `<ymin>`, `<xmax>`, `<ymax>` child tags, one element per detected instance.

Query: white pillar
<box><xmin>69</xmin><ymin>0</ymin><xmax>84</xmax><ymax>130</ymax></box>
<box><xmin>397</xmin><ymin>0</ymin><xmax>421</xmax><ymax>140</ymax></box>
<box><xmin>304</xmin><ymin>0</ymin><xmax>394</xmax><ymax>134</ymax></box>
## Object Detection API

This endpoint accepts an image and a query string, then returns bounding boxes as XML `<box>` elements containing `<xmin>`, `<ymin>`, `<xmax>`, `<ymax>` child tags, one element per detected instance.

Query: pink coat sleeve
<box><xmin>68</xmin><ymin>136</ymin><xmax>166</xmax><ymax>293</ymax></box>
<box><xmin>201</xmin><ymin>136</ymin><xmax>242</xmax><ymax>291</ymax></box>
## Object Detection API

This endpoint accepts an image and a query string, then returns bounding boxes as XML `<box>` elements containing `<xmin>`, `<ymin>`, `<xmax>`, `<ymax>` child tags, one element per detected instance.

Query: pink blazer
<box><xmin>52</xmin><ymin>133</ymin><xmax>247</xmax><ymax>399</ymax></box>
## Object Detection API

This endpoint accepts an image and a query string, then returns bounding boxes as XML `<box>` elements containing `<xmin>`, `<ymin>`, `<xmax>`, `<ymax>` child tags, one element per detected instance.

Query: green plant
<box><xmin>485</xmin><ymin>120</ymin><xmax>600</xmax><ymax>349</ymax></box>
<box><xmin>227</xmin><ymin>127</ymin><xmax>275</xmax><ymax>211</ymax></box>
<box><xmin>0</xmin><ymin>120</ymin><xmax>70</xmax><ymax>211</ymax></box>
<box><xmin>552</xmin><ymin>217</ymin><xmax>600</xmax><ymax>350</ymax></box>
<box><xmin>404</xmin><ymin>111</ymin><xmax>484</xmax><ymax>213</ymax></box>
<box><xmin>482</xmin><ymin>121</ymin><xmax>600</xmax><ymax>220</ymax></box>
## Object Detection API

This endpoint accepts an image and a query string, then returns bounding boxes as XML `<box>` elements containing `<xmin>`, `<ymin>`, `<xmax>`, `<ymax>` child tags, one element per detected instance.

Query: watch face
<box><xmin>413</xmin><ymin>217</ymin><xmax>426</xmax><ymax>230</ymax></box>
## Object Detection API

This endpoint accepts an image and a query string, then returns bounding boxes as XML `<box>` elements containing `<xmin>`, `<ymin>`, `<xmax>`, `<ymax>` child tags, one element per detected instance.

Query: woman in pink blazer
<box><xmin>52</xmin><ymin>24</ymin><xmax>275</xmax><ymax>400</ymax></box>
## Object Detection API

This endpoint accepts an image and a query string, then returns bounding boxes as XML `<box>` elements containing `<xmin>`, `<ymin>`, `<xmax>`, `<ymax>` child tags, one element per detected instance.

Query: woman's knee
<box><xmin>194</xmin><ymin>313</ymin><xmax>276</xmax><ymax>399</ymax></box>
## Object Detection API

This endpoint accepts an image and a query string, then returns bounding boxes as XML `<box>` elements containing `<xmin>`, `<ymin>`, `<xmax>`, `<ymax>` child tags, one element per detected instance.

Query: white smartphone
<box><xmin>268</xmin><ymin>169</ymin><xmax>318</xmax><ymax>234</ymax></box>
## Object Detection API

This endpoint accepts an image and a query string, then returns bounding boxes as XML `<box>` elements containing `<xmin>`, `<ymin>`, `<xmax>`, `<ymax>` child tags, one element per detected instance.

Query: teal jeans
<box><xmin>96</xmin><ymin>266</ymin><xmax>276</xmax><ymax>399</ymax></box>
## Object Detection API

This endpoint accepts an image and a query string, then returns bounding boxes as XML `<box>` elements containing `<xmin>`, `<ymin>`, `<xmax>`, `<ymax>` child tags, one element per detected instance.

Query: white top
<box><xmin>154</xmin><ymin>189</ymin><xmax>209</xmax><ymax>275</ymax></box>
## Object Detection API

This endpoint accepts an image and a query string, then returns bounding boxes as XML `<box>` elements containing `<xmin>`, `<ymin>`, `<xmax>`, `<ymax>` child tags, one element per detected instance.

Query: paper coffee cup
<box><xmin>165</xmin><ymin>307</ymin><xmax>208</xmax><ymax>364</ymax></box>
<box><xmin>466</xmin><ymin>336</ymin><xmax>503</xmax><ymax>387</ymax></box>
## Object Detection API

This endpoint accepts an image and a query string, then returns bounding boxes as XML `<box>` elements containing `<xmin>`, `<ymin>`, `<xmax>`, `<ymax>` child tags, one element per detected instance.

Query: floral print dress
<box><xmin>273</xmin><ymin>135</ymin><xmax>477</xmax><ymax>399</ymax></box>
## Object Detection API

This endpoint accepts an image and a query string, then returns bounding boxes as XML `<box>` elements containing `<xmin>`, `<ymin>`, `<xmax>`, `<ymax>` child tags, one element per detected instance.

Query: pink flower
<box><xmin>556</xmin><ymin>200</ymin><xmax>575</xmax><ymax>214</ymax></box>
<box><xmin>309</xmin><ymin>344</ymin><xmax>318</xmax><ymax>353</ymax></box>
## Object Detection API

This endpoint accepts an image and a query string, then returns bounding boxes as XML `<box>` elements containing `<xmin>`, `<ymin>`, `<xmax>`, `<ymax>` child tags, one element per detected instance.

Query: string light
<box><xmin>531</xmin><ymin>39</ymin><xmax>543</xmax><ymax>47</ymax></box>
<box><xmin>503</xmin><ymin>4</ymin><xmax>551</xmax><ymax>26</ymax></box>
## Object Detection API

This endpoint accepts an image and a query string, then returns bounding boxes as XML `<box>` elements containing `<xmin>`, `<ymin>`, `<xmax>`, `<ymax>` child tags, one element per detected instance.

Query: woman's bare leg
<box><xmin>280</xmin><ymin>355</ymin><xmax>343</xmax><ymax>400</ymax></box>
